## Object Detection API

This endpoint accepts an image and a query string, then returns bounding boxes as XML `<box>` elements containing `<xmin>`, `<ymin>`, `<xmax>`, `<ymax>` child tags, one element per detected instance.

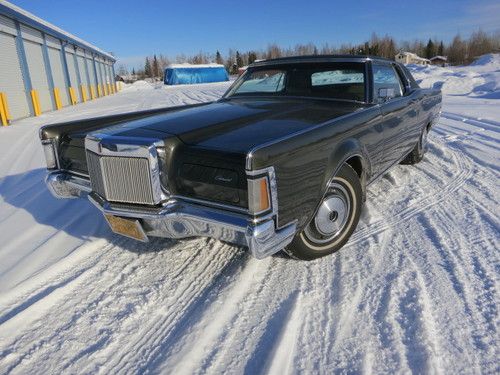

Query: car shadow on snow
<box><xmin>0</xmin><ymin>168</ymin><xmax>179</xmax><ymax>253</ymax></box>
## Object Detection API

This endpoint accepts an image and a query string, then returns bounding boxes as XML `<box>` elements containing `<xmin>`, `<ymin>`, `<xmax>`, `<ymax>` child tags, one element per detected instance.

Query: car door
<box><xmin>372</xmin><ymin>62</ymin><xmax>419</xmax><ymax>173</ymax></box>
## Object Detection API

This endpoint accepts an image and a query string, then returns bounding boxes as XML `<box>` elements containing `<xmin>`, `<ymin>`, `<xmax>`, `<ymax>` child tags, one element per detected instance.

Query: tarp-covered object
<box><xmin>164</xmin><ymin>64</ymin><xmax>229</xmax><ymax>85</ymax></box>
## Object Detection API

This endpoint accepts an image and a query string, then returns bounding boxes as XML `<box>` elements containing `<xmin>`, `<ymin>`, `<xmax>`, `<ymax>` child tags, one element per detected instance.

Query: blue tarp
<box><xmin>164</xmin><ymin>66</ymin><xmax>229</xmax><ymax>85</ymax></box>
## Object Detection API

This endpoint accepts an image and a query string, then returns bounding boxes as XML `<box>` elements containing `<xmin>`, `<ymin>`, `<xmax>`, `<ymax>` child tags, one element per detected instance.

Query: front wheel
<box><xmin>285</xmin><ymin>164</ymin><xmax>362</xmax><ymax>260</ymax></box>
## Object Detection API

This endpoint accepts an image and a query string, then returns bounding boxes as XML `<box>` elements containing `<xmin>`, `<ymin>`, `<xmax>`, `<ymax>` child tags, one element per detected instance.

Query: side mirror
<box><xmin>378</xmin><ymin>88</ymin><xmax>395</xmax><ymax>103</ymax></box>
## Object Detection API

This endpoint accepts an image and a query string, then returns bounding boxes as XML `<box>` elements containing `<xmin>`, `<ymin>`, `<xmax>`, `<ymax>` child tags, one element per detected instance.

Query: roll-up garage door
<box><xmin>21</xmin><ymin>25</ymin><xmax>53</xmax><ymax>112</ymax></box>
<box><xmin>86</xmin><ymin>56</ymin><xmax>97</xmax><ymax>98</ymax></box>
<box><xmin>23</xmin><ymin>40</ymin><xmax>53</xmax><ymax>112</ymax></box>
<box><xmin>65</xmin><ymin>50</ymin><xmax>81</xmax><ymax>102</ymax></box>
<box><xmin>97</xmin><ymin>61</ymin><xmax>106</xmax><ymax>95</ymax></box>
<box><xmin>46</xmin><ymin>36</ymin><xmax>69</xmax><ymax>107</ymax></box>
<box><xmin>76</xmin><ymin>50</ymin><xmax>89</xmax><ymax>99</ymax></box>
<box><xmin>102</xmin><ymin>62</ymin><xmax>110</xmax><ymax>93</ymax></box>
<box><xmin>107</xmin><ymin>64</ymin><xmax>114</xmax><ymax>92</ymax></box>
<box><xmin>0</xmin><ymin>17</ymin><xmax>30</xmax><ymax>119</ymax></box>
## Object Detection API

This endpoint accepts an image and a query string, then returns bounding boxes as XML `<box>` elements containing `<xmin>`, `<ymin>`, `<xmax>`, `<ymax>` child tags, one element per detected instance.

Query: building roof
<box><xmin>430</xmin><ymin>55</ymin><xmax>447</xmax><ymax>61</ymax></box>
<box><xmin>0</xmin><ymin>0</ymin><xmax>115</xmax><ymax>61</ymax></box>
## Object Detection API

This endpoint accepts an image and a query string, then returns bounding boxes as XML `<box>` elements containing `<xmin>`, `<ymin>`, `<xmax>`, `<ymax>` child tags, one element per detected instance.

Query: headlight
<box><xmin>41</xmin><ymin>139</ymin><xmax>58</xmax><ymax>169</ymax></box>
<box><xmin>248</xmin><ymin>175</ymin><xmax>271</xmax><ymax>215</ymax></box>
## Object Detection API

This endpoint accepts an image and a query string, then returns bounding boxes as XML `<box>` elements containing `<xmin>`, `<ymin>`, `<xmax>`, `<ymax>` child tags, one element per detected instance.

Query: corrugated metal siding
<box><xmin>20</xmin><ymin>24</ymin><xmax>43</xmax><ymax>44</ymax></box>
<box><xmin>45</xmin><ymin>34</ymin><xmax>60</xmax><ymax>49</ymax></box>
<box><xmin>23</xmin><ymin>40</ymin><xmax>53</xmax><ymax>111</ymax></box>
<box><xmin>0</xmin><ymin>32</ymin><xmax>30</xmax><ymax>119</ymax></box>
<box><xmin>0</xmin><ymin>15</ymin><xmax>17</xmax><ymax>36</ymax></box>
<box><xmin>86</xmin><ymin>56</ymin><xmax>97</xmax><ymax>86</ymax></box>
<box><xmin>77</xmin><ymin>55</ymin><xmax>89</xmax><ymax>90</ymax></box>
<box><xmin>48</xmin><ymin>46</ymin><xmax>69</xmax><ymax>106</ymax></box>
<box><xmin>65</xmin><ymin>50</ymin><xmax>81</xmax><ymax>102</ymax></box>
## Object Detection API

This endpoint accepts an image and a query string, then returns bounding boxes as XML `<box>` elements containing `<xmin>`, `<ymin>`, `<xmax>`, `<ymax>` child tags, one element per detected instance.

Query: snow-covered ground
<box><xmin>0</xmin><ymin>56</ymin><xmax>498</xmax><ymax>374</ymax></box>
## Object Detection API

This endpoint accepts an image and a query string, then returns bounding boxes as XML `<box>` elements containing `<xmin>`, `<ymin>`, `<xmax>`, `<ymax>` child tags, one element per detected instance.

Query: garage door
<box><xmin>46</xmin><ymin>36</ymin><xmax>69</xmax><ymax>107</ymax></box>
<box><xmin>23</xmin><ymin>40</ymin><xmax>53</xmax><ymax>112</ymax></box>
<box><xmin>0</xmin><ymin>21</ymin><xmax>30</xmax><ymax>119</ymax></box>
<box><xmin>76</xmin><ymin>51</ymin><xmax>88</xmax><ymax>96</ymax></box>
<box><xmin>86</xmin><ymin>56</ymin><xmax>97</xmax><ymax>98</ymax></box>
<box><xmin>101</xmin><ymin>62</ymin><xmax>109</xmax><ymax>94</ymax></box>
<box><xmin>97</xmin><ymin>60</ymin><xmax>106</xmax><ymax>95</ymax></box>
<box><xmin>21</xmin><ymin>25</ymin><xmax>53</xmax><ymax>112</ymax></box>
<box><xmin>65</xmin><ymin>50</ymin><xmax>81</xmax><ymax>102</ymax></box>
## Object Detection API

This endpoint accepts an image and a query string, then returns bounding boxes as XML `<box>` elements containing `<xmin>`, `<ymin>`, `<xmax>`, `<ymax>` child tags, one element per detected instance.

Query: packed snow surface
<box><xmin>0</xmin><ymin>56</ymin><xmax>499</xmax><ymax>374</ymax></box>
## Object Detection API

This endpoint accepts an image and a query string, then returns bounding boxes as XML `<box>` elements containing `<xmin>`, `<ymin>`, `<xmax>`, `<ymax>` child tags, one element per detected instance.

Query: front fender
<box><xmin>322</xmin><ymin>138</ymin><xmax>370</xmax><ymax>200</ymax></box>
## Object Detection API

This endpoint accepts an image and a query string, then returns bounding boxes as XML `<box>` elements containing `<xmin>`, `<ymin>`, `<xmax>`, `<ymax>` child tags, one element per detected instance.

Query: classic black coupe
<box><xmin>40</xmin><ymin>55</ymin><xmax>441</xmax><ymax>260</ymax></box>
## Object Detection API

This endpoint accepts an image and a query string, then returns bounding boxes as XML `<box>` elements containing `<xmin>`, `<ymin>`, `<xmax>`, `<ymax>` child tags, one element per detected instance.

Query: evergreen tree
<box><xmin>248</xmin><ymin>51</ymin><xmax>258</xmax><ymax>64</ymax></box>
<box><xmin>132</xmin><ymin>68</ymin><xmax>136</xmax><ymax>76</ymax></box>
<box><xmin>437</xmin><ymin>41</ymin><xmax>444</xmax><ymax>56</ymax></box>
<box><xmin>425</xmin><ymin>39</ymin><xmax>435</xmax><ymax>59</ymax></box>
<box><xmin>215</xmin><ymin>50</ymin><xmax>224</xmax><ymax>65</ymax></box>
<box><xmin>235</xmin><ymin>51</ymin><xmax>243</xmax><ymax>68</ymax></box>
<box><xmin>152</xmin><ymin>55</ymin><xmax>159</xmax><ymax>78</ymax></box>
<box><xmin>144</xmin><ymin>57</ymin><xmax>152</xmax><ymax>78</ymax></box>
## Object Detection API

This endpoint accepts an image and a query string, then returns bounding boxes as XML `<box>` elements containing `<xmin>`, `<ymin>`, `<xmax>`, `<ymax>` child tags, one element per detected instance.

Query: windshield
<box><xmin>225</xmin><ymin>62</ymin><xmax>366</xmax><ymax>102</ymax></box>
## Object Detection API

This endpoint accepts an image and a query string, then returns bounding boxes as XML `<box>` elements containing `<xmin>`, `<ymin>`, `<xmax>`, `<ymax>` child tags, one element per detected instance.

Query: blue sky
<box><xmin>9</xmin><ymin>0</ymin><xmax>500</xmax><ymax>69</ymax></box>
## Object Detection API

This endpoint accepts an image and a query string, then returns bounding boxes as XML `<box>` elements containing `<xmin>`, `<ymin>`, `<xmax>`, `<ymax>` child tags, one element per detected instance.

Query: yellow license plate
<box><xmin>104</xmin><ymin>214</ymin><xmax>148</xmax><ymax>242</ymax></box>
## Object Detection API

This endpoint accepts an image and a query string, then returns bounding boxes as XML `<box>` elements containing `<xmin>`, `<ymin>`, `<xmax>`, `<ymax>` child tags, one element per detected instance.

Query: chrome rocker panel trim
<box><xmin>45</xmin><ymin>171</ymin><xmax>296</xmax><ymax>259</ymax></box>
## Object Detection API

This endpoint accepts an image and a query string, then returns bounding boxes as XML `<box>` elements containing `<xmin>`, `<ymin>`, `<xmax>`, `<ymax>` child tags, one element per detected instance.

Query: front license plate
<box><xmin>104</xmin><ymin>214</ymin><xmax>149</xmax><ymax>242</ymax></box>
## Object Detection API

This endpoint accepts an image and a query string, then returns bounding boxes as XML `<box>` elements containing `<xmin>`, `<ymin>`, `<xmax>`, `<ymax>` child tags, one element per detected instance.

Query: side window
<box><xmin>372</xmin><ymin>64</ymin><xmax>404</xmax><ymax>102</ymax></box>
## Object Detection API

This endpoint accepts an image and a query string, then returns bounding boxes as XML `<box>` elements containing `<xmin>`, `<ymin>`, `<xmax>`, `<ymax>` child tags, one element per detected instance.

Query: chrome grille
<box><xmin>86</xmin><ymin>151</ymin><xmax>155</xmax><ymax>205</ymax></box>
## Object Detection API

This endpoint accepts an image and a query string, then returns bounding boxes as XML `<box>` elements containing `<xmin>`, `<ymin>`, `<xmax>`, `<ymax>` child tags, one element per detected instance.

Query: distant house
<box><xmin>395</xmin><ymin>52</ymin><xmax>430</xmax><ymax>65</ymax></box>
<box><xmin>430</xmin><ymin>56</ymin><xmax>448</xmax><ymax>67</ymax></box>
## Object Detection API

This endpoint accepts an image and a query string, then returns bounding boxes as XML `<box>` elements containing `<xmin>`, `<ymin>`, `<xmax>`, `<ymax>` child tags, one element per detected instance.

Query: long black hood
<box><xmin>96</xmin><ymin>98</ymin><xmax>366</xmax><ymax>153</ymax></box>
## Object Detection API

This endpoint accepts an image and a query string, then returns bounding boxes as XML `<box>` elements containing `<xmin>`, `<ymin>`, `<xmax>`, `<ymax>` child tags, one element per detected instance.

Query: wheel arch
<box><xmin>322</xmin><ymin>138</ymin><xmax>370</xmax><ymax>201</ymax></box>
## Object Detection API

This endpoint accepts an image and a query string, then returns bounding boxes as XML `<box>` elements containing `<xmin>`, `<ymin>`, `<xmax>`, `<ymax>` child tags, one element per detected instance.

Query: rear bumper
<box><xmin>46</xmin><ymin>171</ymin><xmax>296</xmax><ymax>259</ymax></box>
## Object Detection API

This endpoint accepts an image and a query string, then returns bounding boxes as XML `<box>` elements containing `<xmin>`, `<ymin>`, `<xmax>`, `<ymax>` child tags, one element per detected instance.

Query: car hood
<box><xmin>90</xmin><ymin>98</ymin><xmax>366</xmax><ymax>153</ymax></box>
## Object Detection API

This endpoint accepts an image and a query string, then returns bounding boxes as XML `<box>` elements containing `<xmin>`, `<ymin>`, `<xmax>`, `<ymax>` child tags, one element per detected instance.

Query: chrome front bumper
<box><xmin>46</xmin><ymin>171</ymin><xmax>296</xmax><ymax>259</ymax></box>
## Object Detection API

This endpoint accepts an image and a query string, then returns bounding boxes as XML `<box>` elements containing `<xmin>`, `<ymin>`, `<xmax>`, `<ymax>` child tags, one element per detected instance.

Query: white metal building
<box><xmin>0</xmin><ymin>1</ymin><xmax>118</xmax><ymax>125</ymax></box>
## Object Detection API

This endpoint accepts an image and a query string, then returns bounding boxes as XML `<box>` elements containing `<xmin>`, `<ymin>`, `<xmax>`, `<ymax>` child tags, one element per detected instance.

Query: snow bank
<box><xmin>408</xmin><ymin>53</ymin><xmax>500</xmax><ymax>99</ymax></box>
<box><xmin>121</xmin><ymin>80</ymin><xmax>155</xmax><ymax>92</ymax></box>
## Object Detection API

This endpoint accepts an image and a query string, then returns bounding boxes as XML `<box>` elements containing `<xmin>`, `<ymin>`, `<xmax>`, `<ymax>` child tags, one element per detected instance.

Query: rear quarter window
<box><xmin>311</xmin><ymin>70</ymin><xmax>364</xmax><ymax>86</ymax></box>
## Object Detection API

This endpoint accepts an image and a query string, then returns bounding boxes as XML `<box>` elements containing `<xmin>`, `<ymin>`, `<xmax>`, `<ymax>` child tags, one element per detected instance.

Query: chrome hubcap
<box><xmin>304</xmin><ymin>183</ymin><xmax>350</xmax><ymax>244</ymax></box>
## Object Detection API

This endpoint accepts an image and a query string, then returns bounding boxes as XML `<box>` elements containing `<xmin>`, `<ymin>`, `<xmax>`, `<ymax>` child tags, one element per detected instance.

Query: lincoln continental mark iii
<box><xmin>40</xmin><ymin>55</ymin><xmax>442</xmax><ymax>260</ymax></box>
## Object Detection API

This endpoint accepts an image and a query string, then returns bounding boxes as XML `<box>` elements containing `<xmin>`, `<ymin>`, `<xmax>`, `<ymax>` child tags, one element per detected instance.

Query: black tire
<box><xmin>285</xmin><ymin>164</ymin><xmax>362</xmax><ymax>260</ymax></box>
<box><xmin>401</xmin><ymin>126</ymin><xmax>429</xmax><ymax>165</ymax></box>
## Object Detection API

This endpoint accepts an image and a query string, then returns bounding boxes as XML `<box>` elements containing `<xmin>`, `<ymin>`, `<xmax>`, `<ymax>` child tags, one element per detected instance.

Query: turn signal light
<box><xmin>42</xmin><ymin>140</ymin><xmax>57</xmax><ymax>169</ymax></box>
<box><xmin>248</xmin><ymin>176</ymin><xmax>271</xmax><ymax>214</ymax></box>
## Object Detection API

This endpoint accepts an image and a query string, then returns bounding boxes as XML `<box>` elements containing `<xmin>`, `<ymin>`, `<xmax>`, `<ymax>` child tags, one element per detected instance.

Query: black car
<box><xmin>40</xmin><ymin>55</ymin><xmax>442</xmax><ymax>260</ymax></box>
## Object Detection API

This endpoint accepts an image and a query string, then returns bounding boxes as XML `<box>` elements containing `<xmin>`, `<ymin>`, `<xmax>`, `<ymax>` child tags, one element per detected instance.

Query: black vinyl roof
<box><xmin>250</xmin><ymin>54</ymin><xmax>394</xmax><ymax>67</ymax></box>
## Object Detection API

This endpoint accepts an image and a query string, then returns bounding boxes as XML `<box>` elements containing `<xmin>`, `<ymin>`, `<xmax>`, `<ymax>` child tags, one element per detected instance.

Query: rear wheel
<box><xmin>401</xmin><ymin>126</ymin><xmax>429</xmax><ymax>165</ymax></box>
<box><xmin>285</xmin><ymin>164</ymin><xmax>362</xmax><ymax>260</ymax></box>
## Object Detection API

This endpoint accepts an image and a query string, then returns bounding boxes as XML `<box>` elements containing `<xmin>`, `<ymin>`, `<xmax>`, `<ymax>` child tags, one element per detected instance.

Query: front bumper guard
<box><xmin>46</xmin><ymin>171</ymin><xmax>296</xmax><ymax>259</ymax></box>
